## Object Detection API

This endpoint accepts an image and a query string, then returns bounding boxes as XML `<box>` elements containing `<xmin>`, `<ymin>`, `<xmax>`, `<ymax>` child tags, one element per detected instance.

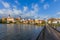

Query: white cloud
<box><xmin>2</xmin><ymin>1</ymin><xmax>10</xmax><ymax>8</ymax></box>
<box><xmin>0</xmin><ymin>9</ymin><xmax>11</xmax><ymax>15</ymax></box>
<box><xmin>38</xmin><ymin>15</ymin><xmax>49</xmax><ymax>20</ymax></box>
<box><xmin>25</xmin><ymin>10</ymin><xmax>36</xmax><ymax>17</ymax></box>
<box><xmin>13</xmin><ymin>8</ymin><xmax>22</xmax><ymax>15</ymax></box>
<box><xmin>13</xmin><ymin>5</ymin><xmax>18</xmax><ymax>9</ymax></box>
<box><xmin>43</xmin><ymin>4</ymin><xmax>49</xmax><ymax>10</ymax></box>
<box><xmin>23</xmin><ymin>6</ymin><xmax>28</xmax><ymax>12</ymax></box>
<box><xmin>0</xmin><ymin>2</ymin><xmax>39</xmax><ymax>19</ymax></box>
<box><xmin>15</xmin><ymin>0</ymin><xmax>20</xmax><ymax>5</ymax></box>
<box><xmin>21</xmin><ymin>4</ymin><xmax>39</xmax><ymax>19</ymax></box>
<box><xmin>56</xmin><ymin>12</ymin><xmax>60</xmax><ymax>15</ymax></box>
<box><xmin>43</xmin><ymin>15</ymin><xmax>49</xmax><ymax>19</ymax></box>
<box><xmin>0</xmin><ymin>0</ymin><xmax>40</xmax><ymax>19</ymax></box>
<box><xmin>0</xmin><ymin>10</ymin><xmax>4</xmax><ymax>14</ymax></box>
<box><xmin>40</xmin><ymin>0</ymin><xmax>45</xmax><ymax>3</ymax></box>
<box><xmin>0</xmin><ymin>8</ymin><xmax>22</xmax><ymax>17</ymax></box>
<box><xmin>32</xmin><ymin>4</ymin><xmax>39</xmax><ymax>12</ymax></box>
<box><xmin>53</xmin><ymin>0</ymin><xmax>57</xmax><ymax>2</ymax></box>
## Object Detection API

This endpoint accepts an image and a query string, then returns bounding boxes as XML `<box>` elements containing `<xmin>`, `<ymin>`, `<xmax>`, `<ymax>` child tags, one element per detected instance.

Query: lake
<box><xmin>0</xmin><ymin>24</ymin><xmax>43</xmax><ymax>40</ymax></box>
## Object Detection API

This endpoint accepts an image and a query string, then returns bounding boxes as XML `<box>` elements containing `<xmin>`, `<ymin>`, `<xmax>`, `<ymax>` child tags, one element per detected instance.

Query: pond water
<box><xmin>0</xmin><ymin>24</ymin><xmax>43</xmax><ymax>40</ymax></box>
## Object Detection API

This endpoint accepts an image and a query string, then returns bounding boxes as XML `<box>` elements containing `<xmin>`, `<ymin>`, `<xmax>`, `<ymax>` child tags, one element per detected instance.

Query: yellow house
<box><xmin>35</xmin><ymin>19</ymin><xmax>39</xmax><ymax>24</ymax></box>
<box><xmin>7</xmin><ymin>15</ymin><xmax>15</xmax><ymax>23</ymax></box>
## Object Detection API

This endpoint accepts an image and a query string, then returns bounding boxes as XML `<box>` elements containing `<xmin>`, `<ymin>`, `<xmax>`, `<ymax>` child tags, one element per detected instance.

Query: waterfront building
<box><xmin>15</xmin><ymin>17</ymin><xmax>21</xmax><ymax>23</ymax></box>
<box><xmin>38</xmin><ymin>20</ymin><xmax>45</xmax><ymax>24</ymax></box>
<box><xmin>2</xmin><ymin>18</ymin><xmax>7</xmax><ymax>23</ymax></box>
<box><xmin>23</xmin><ymin>20</ymin><xmax>28</xmax><ymax>24</ymax></box>
<box><xmin>7</xmin><ymin>15</ymin><xmax>15</xmax><ymax>23</ymax></box>
<box><xmin>47</xmin><ymin>18</ymin><xmax>57</xmax><ymax>24</ymax></box>
<box><xmin>21</xmin><ymin>19</ymin><xmax>27</xmax><ymax>24</ymax></box>
<box><xmin>28</xmin><ymin>19</ymin><xmax>35</xmax><ymax>24</ymax></box>
<box><xmin>56</xmin><ymin>18</ymin><xmax>60</xmax><ymax>23</ymax></box>
<box><xmin>15</xmin><ymin>18</ymin><xmax>21</xmax><ymax>20</ymax></box>
<box><xmin>35</xmin><ymin>19</ymin><xmax>39</xmax><ymax>24</ymax></box>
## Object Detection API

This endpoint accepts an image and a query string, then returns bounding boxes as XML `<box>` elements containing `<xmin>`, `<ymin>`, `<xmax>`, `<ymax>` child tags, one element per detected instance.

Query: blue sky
<box><xmin>0</xmin><ymin>0</ymin><xmax>60</xmax><ymax>19</ymax></box>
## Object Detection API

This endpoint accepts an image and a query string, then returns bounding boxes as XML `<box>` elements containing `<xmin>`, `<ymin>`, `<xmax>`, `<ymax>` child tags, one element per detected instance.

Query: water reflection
<box><xmin>0</xmin><ymin>24</ymin><xmax>43</xmax><ymax>40</ymax></box>
<box><xmin>7</xmin><ymin>24</ymin><xmax>14</xmax><ymax>35</ymax></box>
<box><xmin>56</xmin><ymin>27</ymin><xmax>60</xmax><ymax>31</ymax></box>
<box><xmin>0</xmin><ymin>24</ymin><xmax>7</xmax><ymax>39</ymax></box>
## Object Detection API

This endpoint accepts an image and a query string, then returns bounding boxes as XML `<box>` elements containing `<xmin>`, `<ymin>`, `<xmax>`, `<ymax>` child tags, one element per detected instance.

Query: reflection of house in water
<box><xmin>7</xmin><ymin>14</ymin><xmax>15</xmax><ymax>23</ymax></box>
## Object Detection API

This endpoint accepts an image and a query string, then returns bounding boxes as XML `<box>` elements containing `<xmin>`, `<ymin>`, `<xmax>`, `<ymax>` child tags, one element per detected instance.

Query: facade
<box><xmin>57</xmin><ymin>19</ymin><xmax>60</xmax><ymax>23</ymax></box>
<box><xmin>35</xmin><ymin>19</ymin><xmax>39</xmax><ymax>24</ymax></box>
<box><xmin>2</xmin><ymin>18</ymin><xmax>7</xmax><ymax>23</ymax></box>
<box><xmin>15</xmin><ymin>17</ymin><xmax>21</xmax><ymax>22</ymax></box>
<box><xmin>38</xmin><ymin>20</ymin><xmax>45</xmax><ymax>24</ymax></box>
<box><xmin>48</xmin><ymin>18</ymin><xmax>57</xmax><ymax>24</ymax></box>
<box><xmin>7</xmin><ymin>15</ymin><xmax>15</xmax><ymax>23</ymax></box>
<box><xmin>15</xmin><ymin>18</ymin><xmax>21</xmax><ymax>20</ymax></box>
<box><xmin>28</xmin><ymin>19</ymin><xmax>35</xmax><ymax>24</ymax></box>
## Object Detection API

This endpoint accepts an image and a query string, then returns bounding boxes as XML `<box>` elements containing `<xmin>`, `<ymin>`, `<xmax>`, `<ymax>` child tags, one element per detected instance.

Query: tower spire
<box><xmin>8</xmin><ymin>14</ymin><xmax>11</xmax><ymax>18</ymax></box>
<box><xmin>9</xmin><ymin>14</ymin><xmax>10</xmax><ymax>17</ymax></box>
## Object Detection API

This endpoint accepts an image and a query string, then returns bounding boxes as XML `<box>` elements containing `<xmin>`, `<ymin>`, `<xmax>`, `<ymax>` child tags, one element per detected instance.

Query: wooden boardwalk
<box><xmin>37</xmin><ymin>26</ymin><xmax>60</xmax><ymax>40</ymax></box>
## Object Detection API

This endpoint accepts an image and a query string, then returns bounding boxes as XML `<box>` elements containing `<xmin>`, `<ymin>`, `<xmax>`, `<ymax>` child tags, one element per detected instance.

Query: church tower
<box><xmin>8</xmin><ymin>14</ymin><xmax>11</xmax><ymax>18</ymax></box>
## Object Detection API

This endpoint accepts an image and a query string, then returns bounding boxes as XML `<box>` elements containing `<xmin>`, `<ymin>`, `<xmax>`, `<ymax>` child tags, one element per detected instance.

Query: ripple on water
<box><xmin>0</xmin><ymin>24</ymin><xmax>43</xmax><ymax>40</ymax></box>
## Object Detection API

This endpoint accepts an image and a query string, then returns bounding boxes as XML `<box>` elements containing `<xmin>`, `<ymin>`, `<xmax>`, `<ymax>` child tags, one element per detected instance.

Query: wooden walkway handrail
<box><xmin>51</xmin><ymin>27</ymin><xmax>60</xmax><ymax>33</ymax></box>
<box><xmin>36</xmin><ymin>26</ymin><xmax>46</xmax><ymax>40</ymax></box>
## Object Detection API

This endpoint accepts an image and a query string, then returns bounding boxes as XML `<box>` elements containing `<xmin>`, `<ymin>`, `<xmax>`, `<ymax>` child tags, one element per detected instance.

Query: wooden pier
<box><xmin>36</xmin><ymin>26</ymin><xmax>60</xmax><ymax>40</ymax></box>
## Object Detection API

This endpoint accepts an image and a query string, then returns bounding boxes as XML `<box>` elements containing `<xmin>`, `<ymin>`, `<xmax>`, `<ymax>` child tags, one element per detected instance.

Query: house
<box><xmin>57</xmin><ymin>18</ymin><xmax>60</xmax><ymax>23</ymax></box>
<box><xmin>7</xmin><ymin>15</ymin><xmax>15</xmax><ymax>23</ymax></box>
<box><xmin>47</xmin><ymin>18</ymin><xmax>57</xmax><ymax>24</ymax></box>
<box><xmin>35</xmin><ymin>19</ymin><xmax>39</xmax><ymax>24</ymax></box>
<box><xmin>15</xmin><ymin>17</ymin><xmax>21</xmax><ymax>22</ymax></box>
<box><xmin>38</xmin><ymin>20</ymin><xmax>45</xmax><ymax>24</ymax></box>
<box><xmin>28</xmin><ymin>19</ymin><xmax>35</xmax><ymax>24</ymax></box>
<box><xmin>21</xmin><ymin>19</ymin><xmax>28</xmax><ymax>24</ymax></box>
<box><xmin>2</xmin><ymin>18</ymin><xmax>7</xmax><ymax>23</ymax></box>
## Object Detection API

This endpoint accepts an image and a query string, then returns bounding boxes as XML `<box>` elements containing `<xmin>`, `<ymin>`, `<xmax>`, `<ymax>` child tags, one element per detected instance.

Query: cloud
<box><xmin>43</xmin><ymin>15</ymin><xmax>49</xmax><ymax>20</ymax></box>
<box><xmin>1</xmin><ymin>1</ymin><xmax>10</xmax><ymax>8</ymax></box>
<box><xmin>0</xmin><ymin>8</ymin><xmax>22</xmax><ymax>17</ymax></box>
<box><xmin>15</xmin><ymin>0</ymin><xmax>20</xmax><ymax>5</ymax></box>
<box><xmin>36</xmin><ymin>15</ymin><xmax>49</xmax><ymax>20</ymax></box>
<box><xmin>0</xmin><ymin>9</ymin><xmax>4</xmax><ymax>14</ymax></box>
<box><xmin>40</xmin><ymin>0</ymin><xmax>45</xmax><ymax>3</ymax></box>
<box><xmin>53</xmin><ymin>0</ymin><xmax>57</xmax><ymax>2</ymax></box>
<box><xmin>0</xmin><ymin>1</ymin><xmax>40</xmax><ymax>19</ymax></box>
<box><xmin>13</xmin><ymin>5</ymin><xmax>17</xmax><ymax>9</ymax></box>
<box><xmin>13</xmin><ymin>8</ymin><xmax>22</xmax><ymax>15</ymax></box>
<box><xmin>43</xmin><ymin>4</ymin><xmax>49</xmax><ymax>10</ymax></box>
<box><xmin>0</xmin><ymin>0</ymin><xmax>40</xmax><ymax>19</ymax></box>
<box><xmin>20</xmin><ymin>4</ymin><xmax>39</xmax><ymax>19</ymax></box>
<box><xmin>23</xmin><ymin>6</ymin><xmax>28</xmax><ymax>12</ymax></box>
<box><xmin>18</xmin><ymin>4</ymin><xmax>39</xmax><ymax>19</ymax></box>
<box><xmin>56</xmin><ymin>12</ymin><xmax>60</xmax><ymax>15</ymax></box>
<box><xmin>32</xmin><ymin>4</ymin><xmax>39</xmax><ymax>12</ymax></box>
<box><xmin>21</xmin><ymin>4</ymin><xmax>39</xmax><ymax>19</ymax></box>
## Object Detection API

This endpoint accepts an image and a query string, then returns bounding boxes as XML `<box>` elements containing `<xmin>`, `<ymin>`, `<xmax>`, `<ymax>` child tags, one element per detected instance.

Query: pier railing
<box><xmin>51</xmin><ymin>26</ymin><xmax>60</xmax><ymax>33</ymax></box>
<box><xmin>36</xmin><ymin>26</ymin><xmax>46</xmax><ymax>40</ymax></box>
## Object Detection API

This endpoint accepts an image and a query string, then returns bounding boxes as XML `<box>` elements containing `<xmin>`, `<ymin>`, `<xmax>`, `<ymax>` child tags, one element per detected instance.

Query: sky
<box><xmin>0</xmin><ymin>0</ymin><xmax>60</xmax><ymax>19</ymax></box>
